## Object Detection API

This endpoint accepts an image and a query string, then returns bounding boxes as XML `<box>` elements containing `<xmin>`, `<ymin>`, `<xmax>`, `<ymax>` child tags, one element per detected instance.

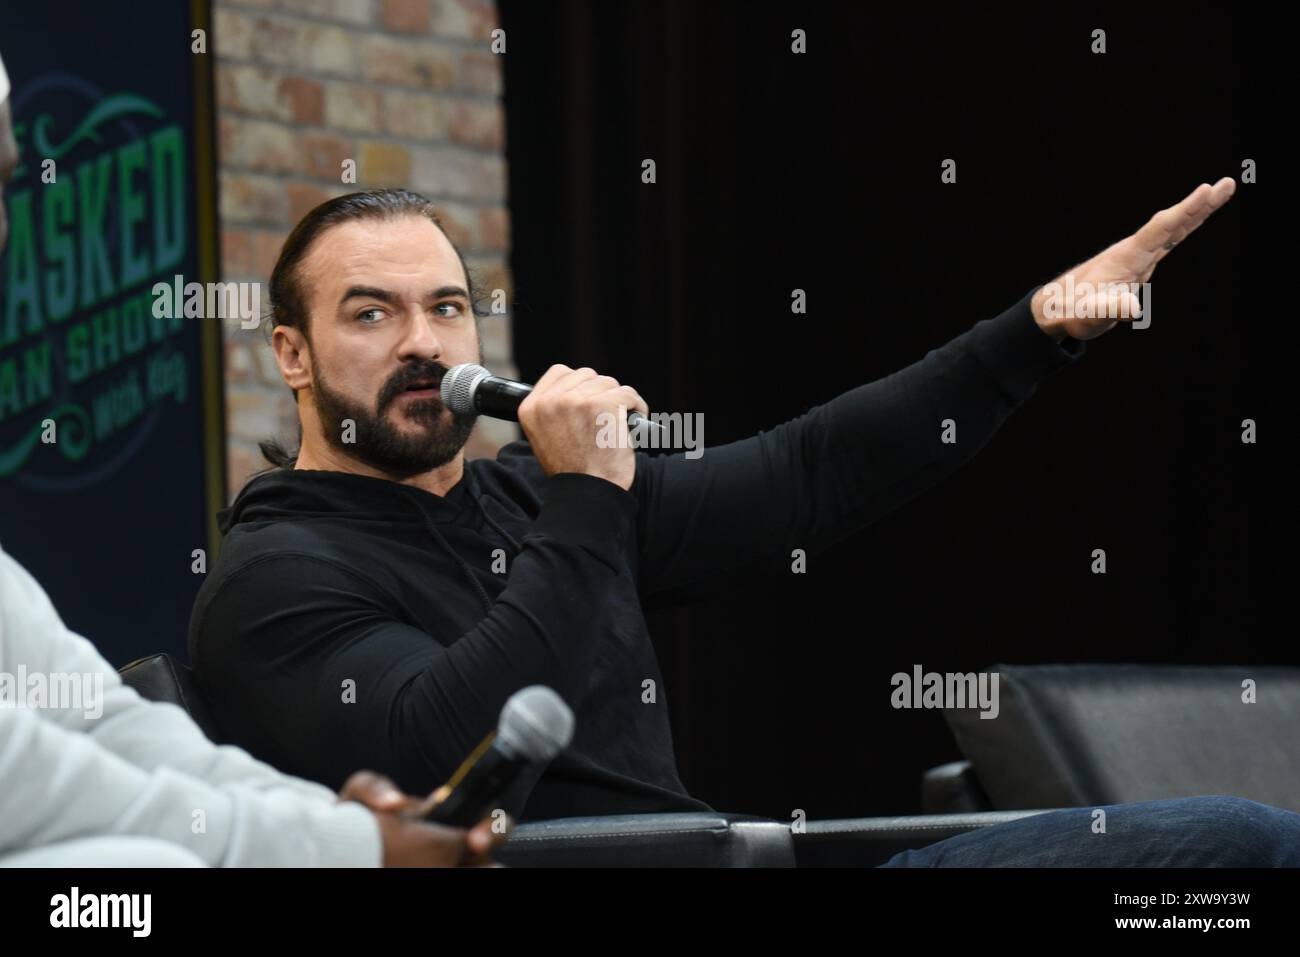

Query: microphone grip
<box><xmin>475</xmin><ymin>379</ymin><xmax>533</xmax><ymax>420</ymax></box>
<box><xmin>477</xmin><ymin>376</ymin><xmax>661</xmax><ymax>434</ymax></box>
<box><xmin>425</xmin><ymin>747</ymin><xmax>526</xmax><ymax>828</ymax></box>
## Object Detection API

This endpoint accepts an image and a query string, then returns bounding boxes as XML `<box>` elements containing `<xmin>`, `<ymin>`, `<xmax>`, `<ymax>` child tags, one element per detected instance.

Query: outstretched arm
<box><xmin>633</xmin><ymin>179</ymin><xmax>1237</xmax><ymax>606</ymax></box>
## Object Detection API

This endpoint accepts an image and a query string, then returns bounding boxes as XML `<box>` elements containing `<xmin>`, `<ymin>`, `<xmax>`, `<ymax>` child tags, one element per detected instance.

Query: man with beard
<box><xmin>191</xmin><ymin>186</ymin><xmax>1300</xmax><ymax>866</ymax></box>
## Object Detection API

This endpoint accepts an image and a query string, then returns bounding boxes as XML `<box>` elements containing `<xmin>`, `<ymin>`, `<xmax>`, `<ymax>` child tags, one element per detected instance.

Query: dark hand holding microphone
<box><xmin>338</xmin><ymin>687</ymin><xmax>572</xmax><ymax>867</ymax></box>
<box><xmin>424</xmin><ymin>685</ymin><xmax>574</xmax><ymax>827</ymax></box>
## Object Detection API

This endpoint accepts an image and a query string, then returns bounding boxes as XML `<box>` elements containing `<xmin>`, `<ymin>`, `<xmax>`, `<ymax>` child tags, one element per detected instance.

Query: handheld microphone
<box><xmin>441</xmin><ymin>363</ymin><xmax>662</xmax><ymax>436</ymax></box>
<box><xmin>424</xmin><ymin>685</ymin><xmax>574</xmax><ymax>827</ymax></box>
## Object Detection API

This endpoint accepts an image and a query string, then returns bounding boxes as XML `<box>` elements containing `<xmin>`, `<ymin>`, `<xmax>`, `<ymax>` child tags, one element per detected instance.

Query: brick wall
<box><xmin>213</xmin><ymin>0</ymin><xmax>516</xmax><ymax>499</ymax></box>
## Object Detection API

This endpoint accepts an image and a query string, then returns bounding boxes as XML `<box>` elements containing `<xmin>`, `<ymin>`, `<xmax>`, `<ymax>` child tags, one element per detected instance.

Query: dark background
<box><xmin>498</xmin><ymin>1</ymin><xmax>1291</xmax><ymax>819</ymax></box>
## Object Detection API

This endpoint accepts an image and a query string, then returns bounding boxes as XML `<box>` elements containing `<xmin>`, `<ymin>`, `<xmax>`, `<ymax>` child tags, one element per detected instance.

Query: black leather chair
<box><xmin>922</xmin><ymin>759</ymin><xmax>995</xmax><ymax>813</ymax></box>
<box><xmin>119</xmin><ymin>653</ymin><xmax>225</xmax><ymax>742</ymax></box>
<box><xmin>794</xmin><ymin>809</ymin><xmax>1054</xmax><ymax>867</ymax></box>
<box><xmin>938</xmin><ymin>663</ymin><xmax>1300</xmax><ymax>815</ymax></box>
<box><xmin>494</xmin><ymin>812</ymin><xmax>797</xmax><ymax>867</ymax></box>
<box><xmin>117</xmin><ymin>653</ymin><xmax>1061</xmax><ymax>866</ymax></box>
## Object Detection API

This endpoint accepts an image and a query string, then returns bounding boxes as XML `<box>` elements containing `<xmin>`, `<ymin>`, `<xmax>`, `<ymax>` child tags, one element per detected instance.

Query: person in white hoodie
<box><xmin>0</xmin><ymin>52</ymin><xmax>506</xmax><ymax>868</ymax></box>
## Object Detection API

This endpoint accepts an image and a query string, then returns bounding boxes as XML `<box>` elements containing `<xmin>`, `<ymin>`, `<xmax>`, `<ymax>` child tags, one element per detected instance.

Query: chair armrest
<box><xmin>922</xmin><ymin>760</ymin><xmax>994</xmax><ymax>814</ymax></box>
<box><xmin>795</xmin><ymin>810</ymin><xmax>1059</xmax><ymax>867</ymax></box>
<box><xmin>118</xmin><ymin>653</ymin><xmax>224</xmax><ymax>743</ymax></box>
<box><xmin>497</xmin><ymin>812</ymin><xmax>795</xmax><ymax>868</ymax></box>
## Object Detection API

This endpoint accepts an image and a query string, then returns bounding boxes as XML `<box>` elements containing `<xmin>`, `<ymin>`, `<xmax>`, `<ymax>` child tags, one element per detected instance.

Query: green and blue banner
<box><xmin>0</xmin><ymin>0</ymin><xmax>223</xmax><ymax>664</ymax></box>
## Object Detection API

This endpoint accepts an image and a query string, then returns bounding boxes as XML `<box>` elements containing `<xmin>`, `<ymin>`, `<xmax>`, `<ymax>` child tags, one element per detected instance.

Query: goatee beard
<box><xmin>312</xmin><ymin>359</ymin><xmax>477</xmax><ymax>478</ymax></box>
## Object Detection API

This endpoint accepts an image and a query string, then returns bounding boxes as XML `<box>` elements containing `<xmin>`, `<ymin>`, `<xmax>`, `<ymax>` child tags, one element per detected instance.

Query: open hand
<box><xmin>1031</xmin><ymin>177</ymin><xmax>1237</xmax><ymax>341</ymax></box>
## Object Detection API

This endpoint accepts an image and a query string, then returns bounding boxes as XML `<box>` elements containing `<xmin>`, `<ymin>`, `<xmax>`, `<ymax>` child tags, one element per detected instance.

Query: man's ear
<box><xmin>271</xmin><ymin>325</ymin><xmax>313</xmax><ymax>392</ymax></box>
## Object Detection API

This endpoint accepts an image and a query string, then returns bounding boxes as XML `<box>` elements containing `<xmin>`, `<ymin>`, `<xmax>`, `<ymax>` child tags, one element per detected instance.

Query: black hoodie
<box><xmin>188</xmin><ymin>285</ymin><xmax>1084</xmax><ymax>820</ymax></box>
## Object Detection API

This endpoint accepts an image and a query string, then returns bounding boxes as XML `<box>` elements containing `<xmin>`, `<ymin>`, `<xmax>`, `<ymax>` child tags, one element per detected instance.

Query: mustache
<box><xmin>378</xmin><ymin>361</ymin><xmax>450</xmax><ymax>411</ymax></box>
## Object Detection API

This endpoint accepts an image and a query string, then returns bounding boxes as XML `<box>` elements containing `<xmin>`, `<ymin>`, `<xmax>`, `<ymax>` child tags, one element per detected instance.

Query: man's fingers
<box><xmin>459</xmin><ymin>815</ymin><xmax>511</xmax><ymax>866</ymax></box>
<box><xmin>547</xmin><ymin>374</ymin><xmax>648</xmax><ymax>426</ymax></box>
<box><xmin>547</xmin><ymin>366</ymin><xmax>603</xmax><ymax>397</ymax></box>
<box><xmin>465</xmin><ymin>830</ymin><xmax>493</xmax><ymax>860</ymax></box>
<box><xmin>620</xmin><ymin>386</ymin><xmax>650</xmax><ymax>420</ymax></box>
<box><xmin>531</xmin><ymin>363</ymin><xmax>575</xmax><ymax>394</ymax></box>
<box><xmin>411</xmin><ymin>790</ymin><xmax>442</xmax><ymax>819</ymax></box>
<box><xmin>338</xmin><ymin>770</ymin><xmax>409</xmax><ymax>812</ymax></box>
<box><xmin>1118</xmin><ymin>289</ymin><xmax>1142</xmax><ymax>320</ymax></box>
<box><xmin>470</xmin><ymin>814</ymin><xmax>512</xmax><ymax>846</ymax></box>
<box><xmin>565</xmin><ymin>374</ymin><xmax>623</xmax><ymax>399</ymax></box>
<box><xmin>1133</xmin><ymin>177</ymin><xmax>1236</xmax><ymax>255</ymax></box>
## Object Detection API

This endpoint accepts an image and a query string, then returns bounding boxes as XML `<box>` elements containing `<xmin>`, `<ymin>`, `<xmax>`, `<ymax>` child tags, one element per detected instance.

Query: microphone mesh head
<box><xmin>441</xmin><ymin>363</ymin><xmax>491</xmax><ymax>416</ymax></box>
<box><xmin>497</xmin><ymin>686</ymin><xmax>574</xmax><ymax>763</ymax></box>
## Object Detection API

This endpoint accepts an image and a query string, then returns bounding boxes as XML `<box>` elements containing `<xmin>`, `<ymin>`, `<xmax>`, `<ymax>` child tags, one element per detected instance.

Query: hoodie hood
<box><xmin>219</xmin><ymin>466</ymin><xmax>480</xmax><ymax>533</ymax></box>
<box><xmin>219</xmin><ymin>465</ymin><xmax>526</xmax><ymax>615</ymax></box>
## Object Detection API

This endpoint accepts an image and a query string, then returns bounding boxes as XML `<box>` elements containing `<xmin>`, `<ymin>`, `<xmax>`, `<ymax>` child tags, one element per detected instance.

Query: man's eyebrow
<box><xmin>338</xmin><ymin>285</ymin><xmax>470</xmax><ymax>308</ymax></box>
<box><xmin>339</xmin><ymin>285</ymin><xmax>400</xmax><ymax>308</ymax></box>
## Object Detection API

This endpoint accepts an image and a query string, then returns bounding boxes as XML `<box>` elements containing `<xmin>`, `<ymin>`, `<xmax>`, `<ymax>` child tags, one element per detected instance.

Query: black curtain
<box><xmin>499</xmin><ymin>0</ymin><xmax>1289</xmax><ymax>819</ymax></box>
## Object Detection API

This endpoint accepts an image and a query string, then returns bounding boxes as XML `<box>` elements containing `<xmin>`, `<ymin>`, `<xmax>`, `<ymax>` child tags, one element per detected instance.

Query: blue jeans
<box><xmin>878</xmin><ymin>796</ymin><xmax>1300</xmax><ymax>867</ymax></box>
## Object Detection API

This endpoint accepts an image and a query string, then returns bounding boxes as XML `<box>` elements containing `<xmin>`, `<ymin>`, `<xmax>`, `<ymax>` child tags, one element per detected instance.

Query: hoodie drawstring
<box><xmin>406</xmin><ymin>488</ymin><xmax>494</xmax><ymax>614</ymax></box>
<box><xmin>470</xmin><ymin>484</ymin><xmax>525</xmax><ymax>556</ymax></box>
<box><xmin>405</xmin><ymin>483</ymin><xmax>524</xmax><ymax>616</ymax></box>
